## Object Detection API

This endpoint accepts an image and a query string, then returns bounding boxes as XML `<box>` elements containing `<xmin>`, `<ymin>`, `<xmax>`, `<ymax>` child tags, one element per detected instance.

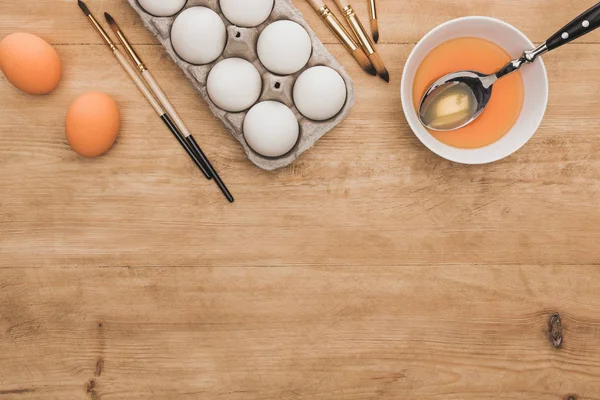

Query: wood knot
<box><xmin>564</xmin><ymin>395</ymin><xmax>577</xmax><ymax>400</ymax></box>
<box><xmin>95</xmin><ymin>359</ymin><xmax>104</xmax><ymax>377</ymax></box>
<box><xmin>548</xmin><ymin>313</ymin><xmax>563</xmax><ymax>348</ymax></box>
<box><xmin>85</xmin><ymin>380</ymin><xmax>95</xmax><ymax>393</ymax></box>
<box><xmin>85</xmin><ymin>379</ymin><xmax>99</xmax><ymax>400</ymax></box>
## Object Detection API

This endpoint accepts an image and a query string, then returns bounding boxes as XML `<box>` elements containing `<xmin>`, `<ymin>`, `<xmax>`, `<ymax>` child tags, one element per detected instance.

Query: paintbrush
<box><xmin>333</xmin><ymin>0</ymin><xmax>389</xmax><ymax>82</ymax></box>
<box><xmin>368</xmin><ymin>0</ymin><xmax>379</xmax><ymax>43</ymax></box>
<box><xmin>104</xmin><ymin>12</ymin><xmax>234</xmax><ymax>203</ymax></box>
<box><xmin>76</xmin><ymin>0</ymin><xmax>212</xmax><ymax>182</ymax></box>
<box><xmin>306</xmin><ymin>0</ymin><xmax>375</xmax><ymax>76</ymax></box>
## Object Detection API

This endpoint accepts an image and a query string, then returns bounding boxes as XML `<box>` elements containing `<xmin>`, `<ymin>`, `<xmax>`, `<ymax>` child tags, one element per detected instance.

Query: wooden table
<box><xmin>1</xmin><ymin>0</ymin><xmax>600</xmax><ymax>398</ymax></box>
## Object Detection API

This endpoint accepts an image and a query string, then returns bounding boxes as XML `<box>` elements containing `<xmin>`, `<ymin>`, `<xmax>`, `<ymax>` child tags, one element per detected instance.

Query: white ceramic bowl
<box><xmin>401</xmin><ymin>17</ymin><xmax>549</xmax><ymax>164</ymax></box>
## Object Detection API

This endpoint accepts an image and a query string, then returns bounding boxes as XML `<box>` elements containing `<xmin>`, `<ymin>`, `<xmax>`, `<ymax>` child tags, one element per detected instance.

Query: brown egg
<box><xmin>66</xmin><ymin>92</ymin><xmax>121</xmax><ymax>157</ymax></box>
<box><xmin>0</xmin><ymin>32</ymin><xmax>62</xmax><ymax>95</ymax></box>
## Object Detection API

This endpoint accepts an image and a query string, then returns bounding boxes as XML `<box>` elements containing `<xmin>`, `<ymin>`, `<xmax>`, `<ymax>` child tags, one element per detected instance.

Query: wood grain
<box><xmin>1</xmin><ymin>266</ymin><xmax>600</xmax><ymax>400</ymax></box>
<box><xmin>1</xmin><ymin>0</ymin><xmax>600</xmax><ymax>399</ymax></box>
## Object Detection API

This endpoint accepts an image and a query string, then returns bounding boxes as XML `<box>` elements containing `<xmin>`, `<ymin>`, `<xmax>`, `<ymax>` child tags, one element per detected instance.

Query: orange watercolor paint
<box><xmin>413</xmin><ymin>37</ymin><xmax>524</xmax><ymax>149</ymax></box>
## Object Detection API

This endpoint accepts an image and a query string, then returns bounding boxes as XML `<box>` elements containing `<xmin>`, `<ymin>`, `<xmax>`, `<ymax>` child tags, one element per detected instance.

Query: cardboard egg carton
<box><xmin>128</xmin><ymin>0</ymin><xmax>354</xmax><ymax>171</ymax></box>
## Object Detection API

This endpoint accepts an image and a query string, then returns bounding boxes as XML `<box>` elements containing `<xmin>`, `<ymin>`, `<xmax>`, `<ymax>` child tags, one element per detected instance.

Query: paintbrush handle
<box><xmin>185</xmin><ymin>136</ymin><xmax>235</xmax><ymax>203</ymax></box>
<box><xmin>142</xmin><ymin>70</ymin><xmax>192</xmax><ymax>138</ymax></box>
<box><xmin>142</xmin><ymin>69</ymin><xmax>215</xmax><ymax>179</ymax></box>
<box><xmin>333</xmin><ymin>1</ymin><xmax>376</xmax><ymax>56</ymax></box>
<box><xmin>161</xmin><ymin>114</ymin><xmax>212</xmax><ymax>179</ymax></box>
<box><xmin>113</xmin><ymin>49</ymin><xmax>164</xmax><ymax>116</ymax></box>
<box><xmin>305</xmin><ymin>1</ymin><xmax>359</xmax><ymax>52</ymax></box>
<box><xmin>113</xmin><ymin>50</ymin><xmax>211</xmax><ymax>179</ymax></box>
<box><xmin>306</xmin><ymin>0</ymin><xmax>326</xmax><ymax>10</ymax></box>
<box><xmin>332</xmin><ymin>0</ymin><xmax>350</xmax><ymax>10</ymax></box>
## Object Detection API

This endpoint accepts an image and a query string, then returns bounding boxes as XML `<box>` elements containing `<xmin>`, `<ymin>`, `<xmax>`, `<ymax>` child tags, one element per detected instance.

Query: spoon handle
<box><xmin>546</xmin><ymin>2</ymin><xmax>600</xmax><ymax>51</ymax></box>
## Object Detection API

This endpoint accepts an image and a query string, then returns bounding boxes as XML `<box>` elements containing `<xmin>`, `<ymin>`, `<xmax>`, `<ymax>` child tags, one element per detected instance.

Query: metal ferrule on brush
<box><xmin>342</xmin><ymin>5</ymin><xmax>376</xmax><ymax>55</ymax></box>
<box><xmin>369</xmin><ymin>0</ymin><xmax>377</xmax><ymax>20</ymax></box>
<box><xmin>318</xmin><ymin>5</ymin><xmax>358</xmax><ymax>51</ymax></box>
<box><xmin>115</xmin><ymin>29</ymin><xmax>146</xmax><ymax>73</ymax></box>
<box><xmin>87</xmin><ymin>15</ymin><xmax>117</xmax><ymax>52</ymax></box>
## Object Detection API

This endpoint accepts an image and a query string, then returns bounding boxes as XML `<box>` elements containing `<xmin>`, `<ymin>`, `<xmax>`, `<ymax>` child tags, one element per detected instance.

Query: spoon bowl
<box><xmin>418</xmin><ymin>71</ymin><xmax>493</xmax><ymax>131</ymax></box>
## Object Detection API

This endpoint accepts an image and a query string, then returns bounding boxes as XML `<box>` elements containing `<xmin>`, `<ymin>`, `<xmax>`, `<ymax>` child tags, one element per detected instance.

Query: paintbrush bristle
<box><xmin>369</xmin><ymin>52</ymin><xmax>389</xmax><ymax>83</ymax></box>
<box><xmin>77</xmin><ymin>0</ymin><xmax>91</xmax><ymax>16</ymax></box>
<box><xmin>104</xmin><ymin>12</ymin><xmax>118</xmax><ymax>33</ymax></box>
<box><xmin>352</xmin><ymin>48</ymin><xmax>376</xmax><ymax>76</ymax></box>
<box><xmin>371</xmin><ymin>19</ymin><xmax>379</xmax><ymax>43</ymax></box>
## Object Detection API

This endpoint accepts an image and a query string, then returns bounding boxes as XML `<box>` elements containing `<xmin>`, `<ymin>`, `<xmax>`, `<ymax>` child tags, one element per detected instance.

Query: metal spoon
<box><xmin>419</xmin><ymin>2</ymin><xmax>600</xmax><ymax>132</ymax></box>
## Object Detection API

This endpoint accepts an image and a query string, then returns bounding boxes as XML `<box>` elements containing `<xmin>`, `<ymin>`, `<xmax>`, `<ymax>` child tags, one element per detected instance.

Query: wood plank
<box><xmin>1</xmin><ymin>43</ymin><xmax>600</xmax><ymax>268</ymax></box>
<box><xmin>2</xmin><ymin>0</ymin><xmax>600</xmax><ymax>46</ymax></box>
<box><xmin>1</xmin><ymin>265</ymin><xmax>599</xmax><ymax>399</ymax></box>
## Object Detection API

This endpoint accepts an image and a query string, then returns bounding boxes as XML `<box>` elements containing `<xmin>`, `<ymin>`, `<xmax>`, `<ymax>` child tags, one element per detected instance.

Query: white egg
<box><xmin>138</xmin><ymin>0</ymin><xmax>187</xmax><ymax>17</ymax></box>
<box><xmin>220</xmin><ymin>0</ymin><xmax>274</xmax><ymax>27</ymax></box>
<box><xmin>244</xmin><ymin>101</ymin><xmax>299</xmax><ymax>157</ymax></box>
<box><xmin>207</xmin><ymin>58</ymin><xmax>262</xmax><ymax>112</ymax></box>
<box><xmin>257</xmin><ymin>20</ymin><xmax>312</xmax><ymax>75</ymax></box>
<box><xmin>293</xmin><ymin>66</ymin><xmax>347</xmax><ymax>121</ymax></box>
<box><xmin>171</xmin><ymin>7</ymin><xmax>226</xmax><ymax>65</ymax></box>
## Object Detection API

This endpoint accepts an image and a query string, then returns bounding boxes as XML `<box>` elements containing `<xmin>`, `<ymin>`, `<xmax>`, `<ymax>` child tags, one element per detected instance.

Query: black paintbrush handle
<box><xmin>546</xmin><ymin>2</ymin><xmax>600</xmax><ymax>51</ymax></box>
<box><xmin>185</xmin><ymin>135</ymin><xmax>235</xmax><ymax>203</ymax></box>
<box><xmin>161</xmin><ymin>114</ymin><xmax>212</xmax><ymax>180</ymax></box>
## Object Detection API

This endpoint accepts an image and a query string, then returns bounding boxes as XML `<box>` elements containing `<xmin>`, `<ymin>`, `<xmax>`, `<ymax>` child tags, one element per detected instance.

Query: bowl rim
<box><xmin>400</xmin><ymin>16</ymin><xmax>549</xmax><ymax>164</ymax></box>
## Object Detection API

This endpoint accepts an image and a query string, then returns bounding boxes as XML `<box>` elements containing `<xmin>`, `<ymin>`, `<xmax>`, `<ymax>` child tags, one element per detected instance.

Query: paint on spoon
<box><xmin>419</xmin><ymin>81</ymin><xmax>479</xmax><ymax>131</ymax></box>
